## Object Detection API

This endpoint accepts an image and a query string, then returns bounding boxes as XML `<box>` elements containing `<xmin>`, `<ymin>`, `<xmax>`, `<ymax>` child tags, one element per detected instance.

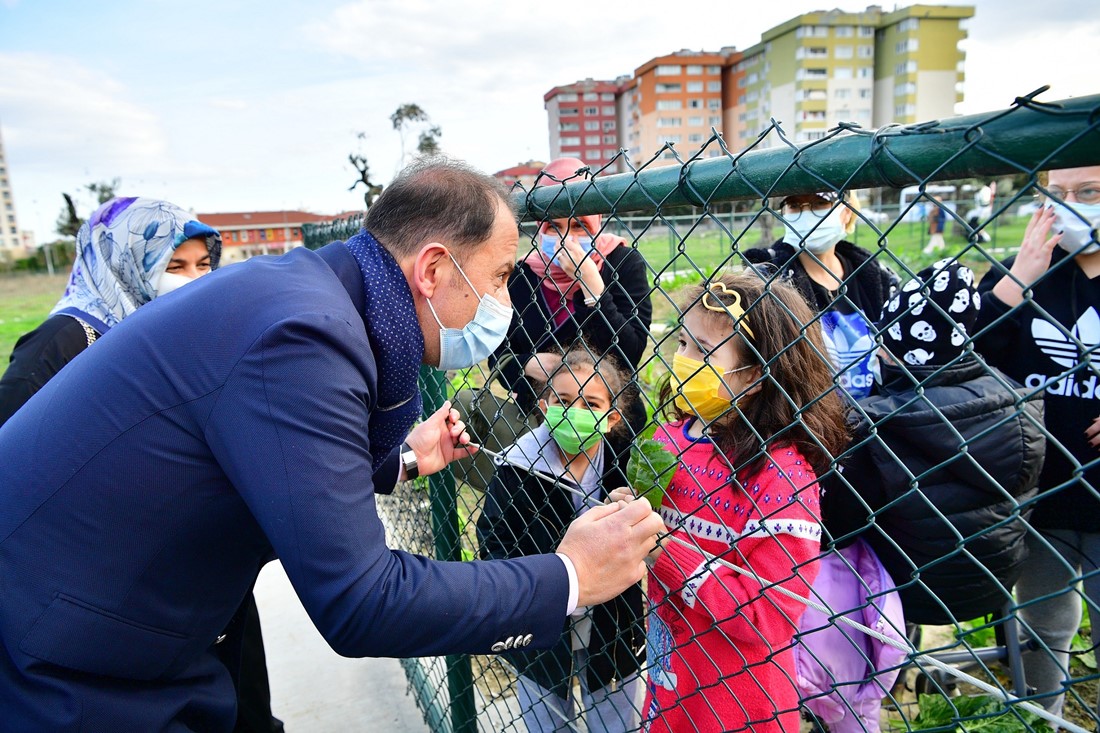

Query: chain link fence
<box><xmin>304</xmin><ymin>89</ymin><xmax>1100</xmax><ymax>733</ymax></box>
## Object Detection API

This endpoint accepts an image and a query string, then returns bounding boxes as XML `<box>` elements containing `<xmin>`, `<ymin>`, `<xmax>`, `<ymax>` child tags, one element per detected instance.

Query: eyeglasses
<box><xmin>1043</xmin><ymin>184</ymin><xmax>1100</xmax><ymax>205</ymax></box>
<box><xmin>782</xmin><ymin>202</ymin><xmax>834</xmax><ymax>221</ymax></box>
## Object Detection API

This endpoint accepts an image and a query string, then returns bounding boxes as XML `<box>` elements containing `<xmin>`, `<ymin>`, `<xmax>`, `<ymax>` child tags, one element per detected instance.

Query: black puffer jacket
<box><xmin>825</xmin><ymin>356</ymin><xmax>1046</xmax><ymax>623</ymax></box>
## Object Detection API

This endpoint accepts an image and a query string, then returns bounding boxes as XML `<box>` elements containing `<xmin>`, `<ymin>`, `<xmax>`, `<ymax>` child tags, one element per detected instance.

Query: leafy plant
<box><xmin>890</xmin><ymin>694</ymin><xmax>1052</xmax><ymax>732</ymax></box>
<box><xmin>626</xmin><ymin>438</ymin><xmax>678</xmax><ymax>510</ymax></box>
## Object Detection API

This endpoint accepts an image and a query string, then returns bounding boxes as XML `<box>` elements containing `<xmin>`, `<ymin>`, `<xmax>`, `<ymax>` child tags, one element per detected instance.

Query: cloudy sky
<box><xmin>1</xmin><ymin>0</ymin><xmax>1097</xmax><ymax>242</ymax></box>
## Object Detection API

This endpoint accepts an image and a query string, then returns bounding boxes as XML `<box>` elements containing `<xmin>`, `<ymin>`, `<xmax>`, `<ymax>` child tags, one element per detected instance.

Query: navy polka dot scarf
<box><xmin>343</xmin><ymin>229</ymin><xmax>425</xmax><ymax>465</ymax></box>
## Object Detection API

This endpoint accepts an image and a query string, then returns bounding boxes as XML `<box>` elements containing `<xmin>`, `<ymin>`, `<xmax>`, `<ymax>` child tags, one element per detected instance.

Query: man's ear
<box><xmin>411</xmin><ymin>243</ymin><xmax>451</xmax><ymax>299</ymax></box>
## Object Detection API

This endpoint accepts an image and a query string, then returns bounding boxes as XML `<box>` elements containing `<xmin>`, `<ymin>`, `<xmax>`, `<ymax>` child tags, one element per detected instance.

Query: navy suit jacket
<box><xmin>0</xmin><ymin>243</ymin><xmax>568</xmax><ymax>732</ymax></box>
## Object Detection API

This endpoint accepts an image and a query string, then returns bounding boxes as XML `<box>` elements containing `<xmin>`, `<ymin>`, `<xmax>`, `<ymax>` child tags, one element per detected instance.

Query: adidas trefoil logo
<box><xmin>1027</xmin><ymin>307</ymin><xmax>1100</xmax><ymax>398</ymax></box>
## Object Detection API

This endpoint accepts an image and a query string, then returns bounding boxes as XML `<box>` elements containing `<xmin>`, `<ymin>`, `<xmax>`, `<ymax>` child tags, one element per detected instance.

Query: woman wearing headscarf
<box><xmin>0</xmin><ymin>196</ymin><xmax>221</xmax><ymax>425</ymax></box>
<box><xmin>457</xmin><ymin>158</ymin><xmax>652</xmax><ymax>489</ymax></box>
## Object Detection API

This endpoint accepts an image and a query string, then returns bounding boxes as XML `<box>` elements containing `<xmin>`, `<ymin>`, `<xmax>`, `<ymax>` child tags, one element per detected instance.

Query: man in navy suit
<box><xmin>0</xmin><ymin>158</ymin><xmax>663</xmax><ymax>732</ymax></box>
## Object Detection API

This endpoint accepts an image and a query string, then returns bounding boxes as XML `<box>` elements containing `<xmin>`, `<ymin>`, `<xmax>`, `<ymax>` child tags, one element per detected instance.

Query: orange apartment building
<box><xmin>630</xmin><ymin>49</ymin><xmax>741</xmax><ymax>166</ymax></box>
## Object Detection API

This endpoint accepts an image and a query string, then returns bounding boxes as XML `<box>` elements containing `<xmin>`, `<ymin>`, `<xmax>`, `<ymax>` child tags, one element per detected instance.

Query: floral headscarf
<box><xmin>50</xmin><ymin>197</ymin><xmax>221</xmax><ymax>333</ymax></box>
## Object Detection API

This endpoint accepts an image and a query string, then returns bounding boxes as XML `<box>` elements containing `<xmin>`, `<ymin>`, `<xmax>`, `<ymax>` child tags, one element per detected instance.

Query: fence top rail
<box><xmin>518</xmin><ymin>91</ymin><xmax>1100</xmax><ymax>220</ymax></box>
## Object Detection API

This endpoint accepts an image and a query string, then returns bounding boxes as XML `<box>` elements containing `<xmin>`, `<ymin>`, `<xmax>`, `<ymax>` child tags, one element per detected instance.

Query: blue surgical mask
<box><xmin>425</xmin><ymin>253</ymin><xmax>512</xmax><ymax>370</ymax></box>
<box><xmin>1054</xmin><ymin>202</ymin><xmax>1100</xmax><ymax>256</ymax></box>
<box><xmin>782</xmin><ymin>206</ymin><xmax>846</xmax><ymax>254</ymax></box>
<box><xmin>539</xmin><ymin>233</ymin><xmax>593</xmax><ymax>265</ymax></box>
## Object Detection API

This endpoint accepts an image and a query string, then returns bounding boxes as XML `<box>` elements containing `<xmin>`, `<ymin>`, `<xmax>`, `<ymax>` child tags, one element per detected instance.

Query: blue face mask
<box><xmin>425</xmin><ymin>253</ymin><xmax>513</xmax><ymax>370</ymax></box>
<box><xmin>540</xmin><ymin>233</ymin><xmax>593</xmax><ymax>265</ymax></box>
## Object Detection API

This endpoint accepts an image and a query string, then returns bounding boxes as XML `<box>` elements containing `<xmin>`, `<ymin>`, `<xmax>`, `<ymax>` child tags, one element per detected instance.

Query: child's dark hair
<box><xmin>658</xmin><ymin>273</ymin><xmax>848</xmax><ymax>475</ymax></box>
<box><xmin>542</xmin><ymin>345</ymin><xmax>634</xmax><ymax>442</ymax></box>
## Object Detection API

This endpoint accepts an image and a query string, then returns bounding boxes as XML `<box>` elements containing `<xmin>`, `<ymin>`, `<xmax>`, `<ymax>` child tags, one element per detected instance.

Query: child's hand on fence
<box><xmin>607</xmin><ymin>486</ymin><xmax>637</xmax><ymax>504</ymax></box>
<box><xmin>993</xmin><ymin>206</ymin><xmax>1062</xmax><ymax>306</ymax></box>
<box><xmin>403</xmin><ymin>400</ymin><xmax>476</xmax><ymax>477</ymax></box>
<box><xmin>556</xmin><ymin>498</ymin><xmax>665</xmax><ymax>607</ymax></box>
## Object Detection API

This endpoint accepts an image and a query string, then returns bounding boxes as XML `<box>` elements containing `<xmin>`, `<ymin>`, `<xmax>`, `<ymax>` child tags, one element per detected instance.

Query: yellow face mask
<box><xmin>670</xmin><ymin>353</ymin><xmax>753</xmax><ymax>422</ymax></box>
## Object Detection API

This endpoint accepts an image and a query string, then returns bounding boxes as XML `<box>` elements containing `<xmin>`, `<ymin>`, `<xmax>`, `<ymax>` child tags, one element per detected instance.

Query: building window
<box><xmin>708</xmin><ymin>98</ymin><xmax>721</xmax><ymax>109</ymax></box>
<box><xmin>584</xmin><ymin>106</ymin><xmax>598</xmax><ymax>115</ymax></box>
<box><xmin>657</xmin><ymin>100</ymin><xmax>683</xmax><ymax>110</ymax></box>
<box><xmin>858</xmin><ymin>66</ymin><xmax>874</xmax><ymax>78</ymax></box>
<box><xmin>706</xmin><ymin>81</ymin><xmax>721</xmax><ymax>92</ymax></box>
<box><xmin>834</xmin><ymin>45</ymin><xmax>853</xmax><ymax>59</ymax></box>
<box><xmin>658</xmin><ymin>134</ymin><xmax>682</xmax><ymax>144</ymax></box>
<box><xmin>687</xmin><ymin>98</ymin><xmax>703</xmax><ymax>109</ymax></box>
<box><xmin>585</xmin><ymin>120</ymin><xmax>600</xmax><ymax>130</ymax></box>
<box><xmin>556</xmin><ymin>93</ymin><xmax>578</xmax><ymax>102</ymax></box>
<box><xmin>834</xmin><ymin>67</ymin><xmax>853</xmax><ymax>80</ymax></box>
<box><xmin>859</xmin><ymin>25</ymin><xmax>874</xmax><ymax>36</ymax></box>
<box><xmin>708</xmin><ymin>115</ymin><xmax>721</xmax><ymax>126</ymax></box>
<box><xmin>894</xmin><ymin>82</ymin><xmax>917</xmax><ymax>96</ymax></box>
<box><xmin>656</xmin><ymin>83</ymin><xmax>681</xmax><ymax>93</ymax></box>
<box><xmin>585</xmin><ymin>135</ymin><xmax>600</xmax><ymax>145</ymax></box>
<box><xmin>656</xmin><ymin>64</ymin><xmax>682</xmax><ymax>75</ymax></box>
<box><xmin>859</xmin><ymin>88</ymin><xmax>873</xmax><ymax>99</ymax></box>
<box><xmin>687</xmin><ymin>81</ymin><xmax>704</xmax><ymax>92</ymax></box>
<box><xmin>706</xmin><ymin>65</ymin><xmax>721</xmax><ymax>74</ymax></box>
<box><xmin>895</xmin><ymin>103</ymin><xmax>916</xmax><ymax>117</ymax></box>
<box><xmin>657</xmin><ymin>117</ymin><xmax>683</xmax><ymax>127</ymax></box>
<box><xmin>604</xmin><ymin>149</ymin><xmax>617</xmax><ymax>158</ymax></box>
<box><xmin>603</xmin><ymin>135</ymin><xmax>616</xmax><ymax>144</ymax></box>
<box><xmin>686</xmin><ymin>65</ymin><xmax>703</xmax><ymax>75</ymax></box>
<box><xmin>747</xmin><ymin>72</ymin><xmax>758</xmax><ymax>84</ymax></box>
<box><xmin>835</xmin><ymin>88</ymin><xmax>851</xmax><ymax>99</ymax></box>
<box><xmin>688</xmin><ymin>116</ymin><xmax>704</xmax><ymax>126</ymax></box>
<box><xmin>583</xmin><ymin>92</ymin><xmax>598</xmax><ymax>101</ymax></box>
<box><xmin>600</xmin><ymin>92</ymin><xmax>615</xmax><ymax>101</ymax></box>
<box><xmin>858</xmin><ymin>45</ymin><xmax>874</xmax><ymax>58</ymax></box>
<box><xmin>803</xmin><ymin>131</ymin><xmax>827</xmax><ymax>141</ymax></box>
<box><xmin>835</xmin><ymin>25</ymin><xmax>853</xmax><ymax>37</ymax></box>
<box><xmin>560</xmin><ymin>107</ymin><xmax>578</xmax><ymax>116</ymax></box>
<box><xmin>560</xmin><ymin>136</ymin><xmax>581</xmax><ymax>146</ymax></box>
<box><xmin>602</xmin><ymin>106</ymin><xmax>615</xmax><ymax>115</ymax></box>
<box><xmin>603</xmin><ymin>120</ymin><xmax>616</xmax><ymax>131</ymax></box>
<box><xmin>688</xmin><ymin>133</ymin><xmax>705</xmax><ymax>143</ymax></box>
<box><xmin>896</xmin><ymin>38</ymin><xmax>919</xmax><ymax>54</ymax></box>
<box><xmin>898</xmin><ymin>18</ymin><xmax>919</xmax><ymax>32</ymax></box>
<box><xmin>560</xmin><ymin>122</ymin><xmax>579</xmax><ymax>131</ymax></box>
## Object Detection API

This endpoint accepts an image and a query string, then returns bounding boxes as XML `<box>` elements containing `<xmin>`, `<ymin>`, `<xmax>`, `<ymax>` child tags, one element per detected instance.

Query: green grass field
<box><xmin>0</xmin><ymin>273</ymin><xmax>70</xmax><ymax>375</ymax></box>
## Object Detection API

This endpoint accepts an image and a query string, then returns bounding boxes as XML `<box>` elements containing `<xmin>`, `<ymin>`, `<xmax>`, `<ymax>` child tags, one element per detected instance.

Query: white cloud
<box><xmin>0</xmin><ymin>52</ymin><xmax>166</xmax><ymax>170</ymax></box>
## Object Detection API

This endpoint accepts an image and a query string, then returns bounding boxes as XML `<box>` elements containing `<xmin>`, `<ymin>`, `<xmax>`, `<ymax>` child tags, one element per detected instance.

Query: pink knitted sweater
<box><xmin>641</xmin><ymin>421</ymin><xmax>822</xmax><ymax>733</ymax></box>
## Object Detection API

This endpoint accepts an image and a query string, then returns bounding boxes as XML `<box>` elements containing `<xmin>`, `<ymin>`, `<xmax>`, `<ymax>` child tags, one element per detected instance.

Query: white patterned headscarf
<box><xmin>50</xmin><ymin>197</ymin><xmax>221</xmax><ymax>332</ymax></box>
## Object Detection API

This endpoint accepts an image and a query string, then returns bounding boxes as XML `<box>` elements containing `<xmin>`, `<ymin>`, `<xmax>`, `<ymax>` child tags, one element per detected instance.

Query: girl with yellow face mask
<box><xmin>476</xmin><ymin>347</ymin><xmax>646</xmax><ymax>733</ymax></box>
<box><xmin>620</xmin><ymin>274</ymin><xmax>848</xmax><ymax>733</ymax></box>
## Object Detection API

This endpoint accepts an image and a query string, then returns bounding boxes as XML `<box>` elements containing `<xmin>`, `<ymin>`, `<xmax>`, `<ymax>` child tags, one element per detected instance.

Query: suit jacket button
<box><xmin>214</xmin><ymin>634</ymin><xmax>228</xmax><ymax>645</ymax></box>
<box><xmin>503</xmin><ymin>636</ymin><xmax>515</xmax><ymax>650</ymax></box>
<box><xmin>521</xmin><ymin>634</ymin><xmax>533</xmax><ymax>647</ymax></box>
<box><xmin>491</xmin><ymin>642</ymin><xmax>506</xmax><ymax>653</ymax></box>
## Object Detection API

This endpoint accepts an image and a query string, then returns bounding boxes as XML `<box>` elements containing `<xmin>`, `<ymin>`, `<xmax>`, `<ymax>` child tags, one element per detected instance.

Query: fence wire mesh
<box><xmin>307</xmin><ymin>89</ymin><xmax>1100</xmax><ymax>733</ymax></box>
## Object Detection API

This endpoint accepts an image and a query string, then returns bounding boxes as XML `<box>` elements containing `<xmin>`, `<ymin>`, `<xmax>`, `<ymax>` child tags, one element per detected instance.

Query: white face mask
<box><xmin>154</xmin><ymin>272</ymin><xmax>196</xmax><ymax>297</ymax></box>
<box><xmin>782</xmin><ymin>206</ymin><xmax>846</xmax><ymax>254</ymax></box>
<box><xmin>1053</xmin><ymin>202</ymin><xmax>1100</xmax><ymax>256</ymax></box>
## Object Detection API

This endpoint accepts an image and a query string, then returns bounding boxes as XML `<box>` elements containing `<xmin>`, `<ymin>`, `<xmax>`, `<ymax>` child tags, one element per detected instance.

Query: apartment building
<box><xmin>544</xmin><ymin>78</ymin><xmax>630</xmax><ymax>170</ymax></box>
<box><xmin>545</xmin><ymin>4</ymin><xmax>973</xmax><ymax>164</ymax></box>
<box><xmin>195</xmin><ymin>210</ymin><xmax>341</xmax><ymax>264</ymax></box>
<box><xmin>630</xmin><ymin>50</ymin><xmax>739</xmax><ymax>164</ymax></box>
<box><xmin>0</xmin><ymin>126</ymin><xmax>23</xmax><ymax>256</ymax></box>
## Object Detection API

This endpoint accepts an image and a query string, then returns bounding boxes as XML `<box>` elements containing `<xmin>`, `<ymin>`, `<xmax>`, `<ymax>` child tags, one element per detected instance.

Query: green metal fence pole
<box><xmin>419</xmin><ymin>365</ymin><xmax>477</xmax><ymax>733</ymax></box>
<box><xmin>521</xmin><ymin>94</ymin><xmax>1100</xmax><ymax>219</ymax></box>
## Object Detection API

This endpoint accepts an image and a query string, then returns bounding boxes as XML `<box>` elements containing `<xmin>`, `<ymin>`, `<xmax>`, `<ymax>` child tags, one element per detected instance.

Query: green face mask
<box><xmin>544</xmin><ymin>405</ymin><xmax>609</xmax><ymax>455</ymax></box>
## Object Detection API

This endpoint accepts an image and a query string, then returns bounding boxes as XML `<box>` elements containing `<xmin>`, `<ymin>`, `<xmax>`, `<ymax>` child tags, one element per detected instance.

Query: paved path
<box><xmin>255</xmin><ymin>562</ymin><xmax>429</xmax><ymax>733</ymax></box>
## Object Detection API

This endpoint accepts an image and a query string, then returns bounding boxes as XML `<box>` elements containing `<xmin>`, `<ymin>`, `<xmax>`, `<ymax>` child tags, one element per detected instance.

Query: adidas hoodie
<box><xmin>976</xmin><ymin>248</ymin><xmax>1100</xmax><ymax>532</ymax></box>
